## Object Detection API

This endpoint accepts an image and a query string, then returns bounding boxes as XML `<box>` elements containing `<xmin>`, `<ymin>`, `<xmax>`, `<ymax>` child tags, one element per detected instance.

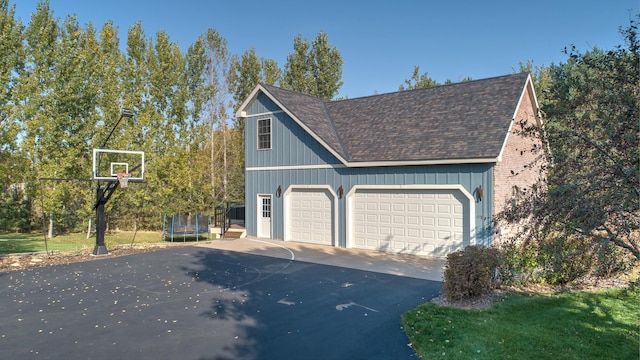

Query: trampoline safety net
<box><xmin>163</xmin><ymin>213</ymin><xmax>211</xmax><ymax>242</ymax></box>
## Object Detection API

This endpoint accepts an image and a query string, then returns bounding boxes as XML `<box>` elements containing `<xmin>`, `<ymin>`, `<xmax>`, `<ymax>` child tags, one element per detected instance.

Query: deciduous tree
<box><xmin>500</xmin><ymin>17</ymin><xmax>640</xmax><ymax>281</ymax></box>
<box><xmin>398</xmin><ymin>65</ymin><xmax>439</xmax><ymax>90</ymax></box>
<box><xmin>0</xmin><ymin>0</ymin><xmax>24</xmax><ymax>187</ymax></box>
<box><xmin>282</xmin><ymin>31</ymin><xmax>343</xmax><ymax>100</ymax></box>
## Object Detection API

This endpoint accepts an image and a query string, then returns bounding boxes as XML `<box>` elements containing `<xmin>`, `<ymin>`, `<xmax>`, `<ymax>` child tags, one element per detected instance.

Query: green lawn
<box><xmin>0</xmin><ymin>232</ymin><xmax>168</xmax><ymax>254</ymax></box>
<box><xmin>403</xmin><ymin>288</ymin><xmax>639</xmax><ymax>360</ymax></box>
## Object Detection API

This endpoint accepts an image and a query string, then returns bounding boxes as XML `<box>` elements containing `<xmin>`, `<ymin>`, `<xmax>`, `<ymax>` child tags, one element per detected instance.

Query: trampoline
<box><xmin>162</xmin><ymin>213</ymin><xmax>211</xmax><ymax>242</ymax></box>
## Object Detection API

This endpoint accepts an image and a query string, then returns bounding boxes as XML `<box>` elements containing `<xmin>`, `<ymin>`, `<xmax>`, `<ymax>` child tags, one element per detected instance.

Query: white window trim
<box><xmin>257</xmin><ymin>117</ymin><xmax>272</xmax><ymax>151</ymax></box>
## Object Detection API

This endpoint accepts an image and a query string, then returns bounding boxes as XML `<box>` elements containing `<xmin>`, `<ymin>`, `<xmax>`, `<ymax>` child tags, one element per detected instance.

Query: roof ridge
<box><xmin>330</xmin><ymin>72</ymin><xmax>530</xmax><ymax>102</ymax></box>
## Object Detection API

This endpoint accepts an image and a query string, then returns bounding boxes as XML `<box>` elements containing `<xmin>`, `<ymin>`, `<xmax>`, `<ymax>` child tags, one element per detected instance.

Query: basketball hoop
<box><xmin>117</xmin><ymin>172</ymin><xmax>132</xmax><ymax>188</ymax></box>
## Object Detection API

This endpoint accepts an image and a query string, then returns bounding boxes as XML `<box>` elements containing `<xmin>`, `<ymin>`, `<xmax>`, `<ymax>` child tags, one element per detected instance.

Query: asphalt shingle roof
<box><xmin>260</xmin><ymin>73</ymin><xmax>531</xmax><ymax>164</ymax></box>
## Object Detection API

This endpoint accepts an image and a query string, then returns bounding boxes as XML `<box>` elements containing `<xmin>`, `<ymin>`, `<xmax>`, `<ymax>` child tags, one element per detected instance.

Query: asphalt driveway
<box><xmin>0</xmin><ymin>245</ymin><xmax>441</xmax><ymax>359</ymax></box>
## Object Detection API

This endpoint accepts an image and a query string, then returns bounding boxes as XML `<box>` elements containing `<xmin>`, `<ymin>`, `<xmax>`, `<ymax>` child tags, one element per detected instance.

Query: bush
<box><xmin>497</xmin><ymin>232</ymin><xmax>635</xmax><ymax>286</ymax></box>
<box><xmin>442</xmin><ymin>245</ymin><xmax>501</xmax><ymax>302</ymax></box>
<box><xmin>498</xmin><ymin>238</ymin><xmax>540</xmax><ymax>284</ymax></box>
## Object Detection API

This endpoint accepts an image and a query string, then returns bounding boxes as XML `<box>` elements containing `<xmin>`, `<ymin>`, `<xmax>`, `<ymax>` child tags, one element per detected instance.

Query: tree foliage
<box><xmin>0</xmin><ymin>0</ymin><xmax>24</xmax><ymax>188</ymax></box>
<box><xmin>2</xmin><ymin>2</ymin><xmax>349</xmax><ymax>234</ymax></box>
<box><xmin>398</xmin><ymin>65</ymin><xmax>472</xmax><ymax>90</ymax></box>
<box><xmin>282</xmin><ymin>31</ymin><xmax>343</xmax><ymax>100</ymax></box>
<box><xmin>1</xmin><ymin>0</ymin><xmax>221</xmax><ymax>232</ymax></box>
<box><xmin>500</xmin><ymin>16</ymin><xmax>640</xmax><ymax>281</ymax></box>
<box><xmin>230</xmin><ymin>47</ymin><xmax>262</xmax><ymax>115</ymax></box>
<box><xmin>398</xmin><ymin>65</ymin><xmax>439</xmax><ymax>90</ymax></box>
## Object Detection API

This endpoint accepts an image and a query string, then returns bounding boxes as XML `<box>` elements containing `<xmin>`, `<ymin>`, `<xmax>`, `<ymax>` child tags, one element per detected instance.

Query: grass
<box><xmin>0</xmin><ymin>231</ymin><xmax>169</xmax><ymax>254</ymax></box>
<box><xmin>402</xmin><ymin>288</ymin><xmax>640</xmax><ymax>360</ymax></box>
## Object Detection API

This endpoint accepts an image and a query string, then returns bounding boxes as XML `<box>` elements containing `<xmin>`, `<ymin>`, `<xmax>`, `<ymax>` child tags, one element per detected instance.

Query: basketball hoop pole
<box><xmin>93</xmin><ymin>108</ymin><xmax>134</xmax><ymax>256</ymax></box>
<box><xmin>93</xmin><ymin>181</ymin><xmax>119</xmax><ymax>255</ymax></box>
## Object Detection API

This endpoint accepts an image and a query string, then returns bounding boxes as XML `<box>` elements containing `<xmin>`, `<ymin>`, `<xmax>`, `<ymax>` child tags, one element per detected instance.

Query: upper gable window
<box><xmin>257</xmin><ymin>118</ymin><xmax>271</xmax><ymax>150</ymax></box>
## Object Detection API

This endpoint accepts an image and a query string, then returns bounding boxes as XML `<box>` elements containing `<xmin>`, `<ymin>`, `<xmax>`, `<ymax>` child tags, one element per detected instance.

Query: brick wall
<box><xmin>492</xmin><ymin>84</ymin><xmax>545</xmax><ymax>243</ymax></box>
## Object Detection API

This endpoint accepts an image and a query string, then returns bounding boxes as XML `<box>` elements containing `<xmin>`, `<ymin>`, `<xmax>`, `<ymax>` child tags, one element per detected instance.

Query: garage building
<box><xmin>237</xmin><ymin>73</ymin><xmax>543</xmax><ymax>257</ymax></box>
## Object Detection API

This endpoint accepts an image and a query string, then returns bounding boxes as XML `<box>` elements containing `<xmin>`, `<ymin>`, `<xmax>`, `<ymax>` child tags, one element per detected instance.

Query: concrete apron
<box><xmin>196</xmin><ymin>236</ymin><xmax>446</xmax><ymax>282</ymax></box>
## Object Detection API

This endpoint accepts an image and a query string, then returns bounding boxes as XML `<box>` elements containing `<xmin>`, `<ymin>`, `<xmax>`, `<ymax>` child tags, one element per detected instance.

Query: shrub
<box><xmin>498</xmin><ymin>238</ymin><xmax>540</xmax><ymax>285</ymax></box>
<box><xmin>496</xmin><ymin>232</ymin><xmax>635</xmax><ymax>286</ymax></box>
<box><xmin>442</xmin><ymin>245</ymin><xmax>501</xmax><ymax>302</ymax></box>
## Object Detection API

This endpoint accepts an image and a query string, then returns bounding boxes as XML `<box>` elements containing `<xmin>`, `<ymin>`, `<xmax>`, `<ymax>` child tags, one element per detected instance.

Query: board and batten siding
<box><xmin>245</xmin><ymin>164</ymin><xmax>493</xmax><ymax>248</ymax></box>
<box><xmin>245</xmin><ymin>93</ymin><xmax>341</xmax><ymax>168</ymax></box>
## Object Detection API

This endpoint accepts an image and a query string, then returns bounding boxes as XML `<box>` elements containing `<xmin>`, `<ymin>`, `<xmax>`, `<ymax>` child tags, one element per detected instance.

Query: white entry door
<box><xmin>257</xmin><ymin>194</ymin><xmax>272</xmax><ymax>238</ymax></box>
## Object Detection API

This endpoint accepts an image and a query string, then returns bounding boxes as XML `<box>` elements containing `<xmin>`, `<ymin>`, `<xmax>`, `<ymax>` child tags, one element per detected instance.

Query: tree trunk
<box><xmin>48</xmin><ymin>212</ymin><xmax>54</xmax><ymax>239</ymax></box>
<box><xmin>86</xmin><ymin>217</ymin><xmax>92</xmax><ymax>239</ymax></box>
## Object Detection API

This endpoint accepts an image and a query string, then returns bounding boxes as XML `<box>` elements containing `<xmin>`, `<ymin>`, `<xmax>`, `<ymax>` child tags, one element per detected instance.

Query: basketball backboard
<box><xmin>92</xmin><ymin>149</ymin><xmax>145</xmax><ymax>182</ymax></box>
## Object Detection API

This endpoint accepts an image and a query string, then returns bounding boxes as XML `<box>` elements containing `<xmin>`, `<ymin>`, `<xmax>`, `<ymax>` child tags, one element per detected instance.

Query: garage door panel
<box><xmin>393</xmin><ymin>203</ymin><xmax>405</xmax><ymax>212</ymax></box>
<box><xmin>438</xmin><ymin>230</ymin><xmax>453</xmax><ymax>240</ymax></box>
<box><xmin>393</xmin><ymin>215</ymin><xmax>405</xmax><ymax>225</ymax></box>
<box><xmin>287</xmin><ymin>189</ymin><xmax>334</xmax><ymax>245</ymax></box>
<box><xmin>352</xmin><ymin>188</ymin><xmax>469</xmax><ymax>257</ymax></box>
<box><xmin>438</xmin><ymin>204</ymin><xmax>451</xmax><ymax>213</ymax></box>
<box><xmin>422</xmin><ymin>204</ymin><xmax>435</xmax><ymax>213</ymax></box>
<box><xmin>422</xmin><ymin>229</ymin><xmax>435</xmax><ymax>240</ymax></box>
<box><xmin>422</xmin><ymin>217</ymin><xmax>435</xmax><ymax>226</ymax></box>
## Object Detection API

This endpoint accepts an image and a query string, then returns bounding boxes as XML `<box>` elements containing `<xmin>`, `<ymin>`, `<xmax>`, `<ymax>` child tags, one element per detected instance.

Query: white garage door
<box><xmin>351</xmin><ymin>188</ymin><xmax>471</xmax><ymax>257</ymax></box>
<box><xmin>286</xmin><ymin>188</ymin><xmax>334</xmax><ymax>245</ymax></box>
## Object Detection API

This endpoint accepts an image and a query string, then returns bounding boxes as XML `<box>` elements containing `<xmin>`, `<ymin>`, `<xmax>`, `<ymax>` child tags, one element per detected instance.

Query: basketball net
<box><xmin>117</xmin><ymin>172</ymin><xmax>132</xmax><ymax>188</ymax></box>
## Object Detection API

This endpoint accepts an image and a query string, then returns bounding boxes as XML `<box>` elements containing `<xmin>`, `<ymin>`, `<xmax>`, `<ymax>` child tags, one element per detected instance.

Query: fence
<box><xmin>213</xmin><ymin>203</ymin><xmax>245</xmax><ymax>238</ymax></box>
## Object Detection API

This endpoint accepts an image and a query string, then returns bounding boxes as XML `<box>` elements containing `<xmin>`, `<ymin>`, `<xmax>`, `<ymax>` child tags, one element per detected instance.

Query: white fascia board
<box><xmin>513</xmin><ymin>74</ymin><xmax>543</xmax><ymax>126</ymax></box>
<box><xmin>246</xmin><ymin>156</ymin><xmax>498</xmax><ymax>171</ymax></box>
<box><xmin>499</xmin><ymin>74</ymin><xmax>543</xmax><ymax>162</ymax></box>
<box><xmin>344</xmin><ymin>157</ymin><xmax>498</xmax><ymax>168</ymax></box>
<box><xmin>235</xmin><ymin>84</ymin><xmax>266</xmax><ymax>119</ymax></box>
<box><xmin>496</xmin><ymin>120</ymin><xmax>514</xmax><ymax>163</ymax></box>
<box><xmin>246</xmin><ymin>164</ymin><xmax>344</xmax><ymax>171</ymax></box>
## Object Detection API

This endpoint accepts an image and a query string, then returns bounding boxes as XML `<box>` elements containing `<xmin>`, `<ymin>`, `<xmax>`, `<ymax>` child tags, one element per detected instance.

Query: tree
<box><xmin>500</xmin><ymin>16</ymin><xmax>640</xmax><ymax>281</ymax></box>
<box><xmin>398</xmin><ymin>65</ymin><xmax>439</xmax><ymax>90</ymax></box>
<box><xmin>203</xmin><ymin>28</ymin><xmax>233</xmax><ymax>205</ymax></box>
<box><xmin>261</xmin><ymin>58</ymin><xmax>281</xmax><ymax>86</ymax></box>
<box><xmin>230</xmin><ymin>47</ymin><xmax>262</xmax><ymax>115</ymax></box>
<box><xmin>282</xmin><ymin>31</ymin><xmax>343</xmax><ymax>100</ymax></box>
<box><xmin>399</xmin><ymin>66</ymin><xmax>473</xmax><ymax>90</ymax></box>
<box><xmin>0</xmin><ymin>0</ymin><xmax>24</xmax><ymax>188</ymax></box>
<box><xmin>282</xmin><ymin>34</ymin><xmax>311</xmax><ymax>94</ymax></box>
<box><xmin>308</xmin><ymin>31</ymin><xmax>343</xmax><ymax>100</ymax></box>
<box><xmin>230</xmin><ymin>47</ymin><xmax>281</xmax><ymax>116</ymax></box>
<box><xmin>514</xmin><ymin>60</ymin><xmax>551</xmax><ymax>107</ymax></box>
